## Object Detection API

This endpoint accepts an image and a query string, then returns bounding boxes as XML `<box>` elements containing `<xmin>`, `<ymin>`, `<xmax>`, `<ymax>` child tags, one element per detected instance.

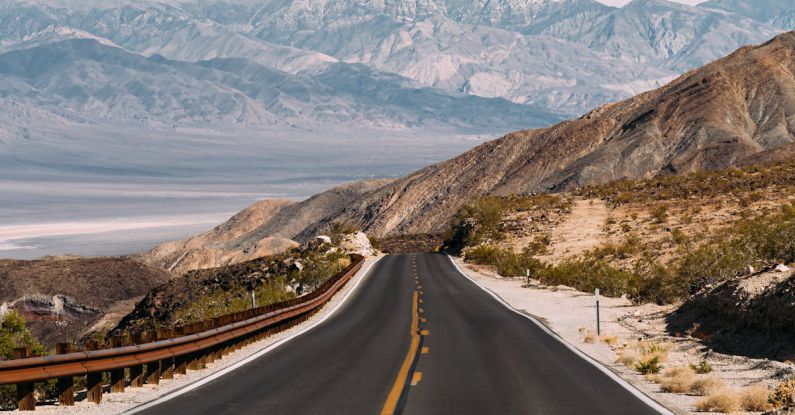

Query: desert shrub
<box><xmin>634</xmin><ymin>355</ymin><xmax>663</xmax><ymax>375</ymax></box>
<box><xmin>525</xmin><ymin>234</ymin><xmax>551</xmax><ymax>255</ymax></box>
<box><xmin>690</xmin><ymin>360</ymin><xmax>713</xmax><ymax>374</ymax></box>
<box><xmin>740</xmin><ymin>384</ymin><xmax>772</xmax><ymax>412</ymax></box>
<box><xmin>537</xmin><ymin>255</ymin><xmax>640</xmax><ymax>298</ymax></box>
<box><xmin>464</xmin><ymin>245</ymin><xmax>543</xmax><ymax>278</ymax></box>
<box><xmin>630</xmin><ymin>341</ymin><xmax>670</xmax><ymax>375</ymax></box>
<box><xmin>0</xmin><ymin>311</ymin><xmax>48</xmax><ymax>410</ymax></box>
<box><xmin>696</xmin><ymin>390</ymin><xmax>741</xmax><ymax>413</ymax></box>
<box><xmin>690</xmin><ymin>376</ymin><xmax>726</xmax><ymax>396</ymax></box>
<box><xmin>770</xmin><ymin>379</ymin><xmax>795</xmax><ymax>409</ymax></box>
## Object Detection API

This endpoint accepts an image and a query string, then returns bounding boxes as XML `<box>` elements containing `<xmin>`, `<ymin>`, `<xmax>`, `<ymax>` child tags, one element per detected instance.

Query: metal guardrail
<box><xmin>0</xmin><ymin>254</ymin><xmax>365</xmax><ymax>411</ymax></box>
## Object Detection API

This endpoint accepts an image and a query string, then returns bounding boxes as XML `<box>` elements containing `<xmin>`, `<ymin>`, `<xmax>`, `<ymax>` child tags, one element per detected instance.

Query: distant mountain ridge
<box><xmin>0</xmin><ymin>38</ymin><xmax>558</xmax><ymax>130</ymax></box>
<box><xmin>141</xmin><ymin>31</ymin><xmax>795</xmax><ymax>272</ymax></box>
<box><xmin>0</xmin><ymin>0</ymin><xmax>788</xmax><ymax>123</ymax></box>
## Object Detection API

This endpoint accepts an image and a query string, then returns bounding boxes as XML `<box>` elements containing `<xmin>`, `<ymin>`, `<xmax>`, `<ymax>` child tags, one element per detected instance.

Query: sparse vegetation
<box><xmin>577</xmin><ymin>161</ymin><xmax>795</xmax><ymax>206</ymax></box>
<box><xmin>690</xmin><ymin>360</ymin><xmax>713</xmax><ymax>374</ymax></box>
<box><xmin>445</xmin><ymin>194</ymin><xmax>571</xmax><ymax>253</ymax></box>
<box><xmin>463</xmin><ymin>245</ymin><xmax>543</xmax><ymax>278</ymax></box>
<box><xmin>618</xmin><ymin>341</ymin><xmax>669</xmax><ymax>375</ymax></box>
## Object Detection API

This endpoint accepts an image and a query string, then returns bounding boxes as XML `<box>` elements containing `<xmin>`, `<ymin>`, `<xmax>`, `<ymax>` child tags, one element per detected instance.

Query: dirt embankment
<box><xmin>669</xmin><ymin>270</ymin><xmax>795</xmax><ymax>361</ymax></box>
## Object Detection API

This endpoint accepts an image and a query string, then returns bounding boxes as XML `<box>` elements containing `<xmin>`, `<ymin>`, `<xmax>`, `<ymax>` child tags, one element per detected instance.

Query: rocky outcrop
<box><xmin>667</xmin><ymin>270</ymin><xmax>795</xmax><ymax>361</ymax></box>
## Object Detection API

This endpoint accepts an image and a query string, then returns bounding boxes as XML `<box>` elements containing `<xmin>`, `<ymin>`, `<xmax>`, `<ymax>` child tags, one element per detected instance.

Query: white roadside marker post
<box><xmin>251</xmin><ymin>289</ymin><xmax>257</xmax><ymax>308</ymax></box>
<box><xmin>595</xmin><ymin>288</ymin><xmax>601</xmax><ymax>336</ymax></box>
<box><xmin>525</xmin><ymin>268</ymin><xmax>530</xmax><ymax>287</ymax></box>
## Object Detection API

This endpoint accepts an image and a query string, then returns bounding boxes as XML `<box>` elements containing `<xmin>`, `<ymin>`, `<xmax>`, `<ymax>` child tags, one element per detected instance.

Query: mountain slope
<box><xmin>701</xmin><ymin>0</ymin><xmax>795</xmax><ymax>31</ymax></box>
<box><xmin>0</xmin><ymin>38</ymin><xmax>557</xmax><ymax>130</ymax></box>
<box><xmin>143</xmin><ymin>31</ymin><xmax>795</xmax><ymax>272</ymax></box>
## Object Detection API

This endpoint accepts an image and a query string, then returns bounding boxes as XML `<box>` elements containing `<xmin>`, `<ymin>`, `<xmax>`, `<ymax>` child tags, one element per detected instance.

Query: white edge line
<box><xmin>445</xmin><ymin>254</ymin><xmax>675</xmax><ymax>415</ymax></box>
<box><xmin>124</xmin><ymin>255</ymin><xmax>385</xmax><ymax>415</ymax></box>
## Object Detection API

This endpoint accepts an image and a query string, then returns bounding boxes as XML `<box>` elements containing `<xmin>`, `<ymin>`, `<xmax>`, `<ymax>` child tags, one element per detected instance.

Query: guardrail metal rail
<box><xmin>0</xmin><ymin>254</ymin><xmax>365</xmax><ymax>411</ymax></box>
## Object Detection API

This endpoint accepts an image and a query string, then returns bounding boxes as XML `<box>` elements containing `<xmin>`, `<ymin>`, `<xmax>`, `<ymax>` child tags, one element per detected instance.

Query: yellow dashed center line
<box><xmin>380</xmin><ymin>291</ymin><xmax>422</xmax><ymax>415</ymax></box>
<box><xmin>411</xmin><ymin>372</ymin><xmax>423</xmax><ymax>386</ymax></box>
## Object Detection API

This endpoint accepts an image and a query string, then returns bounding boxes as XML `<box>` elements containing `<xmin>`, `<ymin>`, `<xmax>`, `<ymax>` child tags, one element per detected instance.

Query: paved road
<box><xmin>137</xmin><ymin>253</ymin><xmax>664</xmax><ymax>415</ymax></box>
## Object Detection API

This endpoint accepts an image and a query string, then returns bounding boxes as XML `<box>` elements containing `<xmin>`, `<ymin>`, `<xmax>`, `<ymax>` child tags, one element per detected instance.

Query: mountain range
<box><xmin>0</xmin><ymin>0</ymin><xmax>790</xmax><ymax>132</ymax></box>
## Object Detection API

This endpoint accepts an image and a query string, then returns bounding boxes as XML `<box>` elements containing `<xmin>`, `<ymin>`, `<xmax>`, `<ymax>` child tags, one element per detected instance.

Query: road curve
<box><xmin>136</xmin><ymin>253</ymin><xmax>664</xmax><ymax>415</ymax></box>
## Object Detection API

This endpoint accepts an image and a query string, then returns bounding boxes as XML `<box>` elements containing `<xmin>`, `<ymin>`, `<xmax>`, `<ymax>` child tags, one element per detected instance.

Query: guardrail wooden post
<box><xmin>109</xmin><ymin>335</ymin><xmax>125</xmax><ymax>393</ymax></box>
<box><xmin>158</xmin><ymin>329</ymin><xmax>174</xmax><ymax>380</ymax></box>
<box><xmin>55</xmin><ymin>343</ymin><xmax>75</xmax><ymax>406</ymax></box>
<box><xmin>144</xmin><ymin>331</ymin><xmax>160</xmax><ymax>385</ymax></box>
<box><xmin>174</xmin><ymin>327</ymin><xmax>187</xmax><ymax>375</ymax></box>
<box><xmin>85</xmin><ymin>340</ymin><xmax>103</xmax><ymax>404</ymax></box>
<box><xmin>14</xmin><ymin>347</ymin><xmax>35</xmax><ymax>411</ymax></box>
<box><xmin>129</xmin><ymin>333</ymin><xmax>145</xmax><ymax>387</ymax></box>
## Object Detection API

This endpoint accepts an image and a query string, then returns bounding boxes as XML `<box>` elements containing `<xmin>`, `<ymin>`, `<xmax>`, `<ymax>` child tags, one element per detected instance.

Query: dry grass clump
<box><xmin>696</xmin><ymin>390</ymin><xmax>741</xmax><ymax>413</ymax></box>
<box><xmin>739</xmin><ymin>384</ymin><xmax>772</xmax><ymax>412</ymax></box>
<box><xmin>690</xmin><ymin>376</ymin><xmax>726</xmax><ymax>396</ymax></box>
<box><xmin>617</xmin><ymin>341</ymin><xmax>669</xmax><ymax>375</ymax></box>
<box><xmin>583</xmin><ymin>331</ymin><xmax>618</xmax><ymax>345</ymax></box>
<box><xmin>659</xmin><ymin>366</ymin><xmax>696</xmax><ymax>393</ymax></box>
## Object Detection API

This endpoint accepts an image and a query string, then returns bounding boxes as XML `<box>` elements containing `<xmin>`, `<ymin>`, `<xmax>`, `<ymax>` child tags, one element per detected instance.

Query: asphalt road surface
<box><xmin>137</xmin><ymin>253</ymin><xmax>664</xmax><ymax>415</ymax></box>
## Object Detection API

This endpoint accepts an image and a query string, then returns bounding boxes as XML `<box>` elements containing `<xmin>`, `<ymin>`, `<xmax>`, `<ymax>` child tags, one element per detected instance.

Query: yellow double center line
<box><xmin>380</xmin><ymin>289</ymin><xmax>422</xmax><ymax>415</ymax></box>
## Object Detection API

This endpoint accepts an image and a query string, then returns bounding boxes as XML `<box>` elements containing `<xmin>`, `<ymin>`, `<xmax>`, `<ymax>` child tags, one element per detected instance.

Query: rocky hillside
<box><xmin>0</xmin><ymin>257</ymin><xmax>172</xmax><ymax>346</ymax></box>
<box><xmin>142</xmin><ymin>32</ymin><xmax>795</xmax><ymax>274</ymax></box>
<box><xmin>140</xmin><ymin>180</ymin><xmax>391</xmax><ymax>273</ymax></box>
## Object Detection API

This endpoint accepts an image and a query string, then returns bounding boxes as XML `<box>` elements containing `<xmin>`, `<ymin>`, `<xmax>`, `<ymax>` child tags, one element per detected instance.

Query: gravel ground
<box><xmin>455</xmin><ymin>258</ymin><xmax>794</xmax><ymax>415</ymax></box>
<box><xmin>10</xmin><ymin>256</ymin><xmax>384</xmax><ymax>415</ymax></box>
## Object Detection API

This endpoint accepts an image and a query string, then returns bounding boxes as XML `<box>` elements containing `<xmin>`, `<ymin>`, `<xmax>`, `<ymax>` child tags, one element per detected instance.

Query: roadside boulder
<box><xmin>340</xmin><ymin>232</ymin><xmax>375</xmax><ymax>256</ymax></box>
<box><xmin>316</xmin><ymin>235</ymin><xmax>332</xmax><ymax>245</ymax></box>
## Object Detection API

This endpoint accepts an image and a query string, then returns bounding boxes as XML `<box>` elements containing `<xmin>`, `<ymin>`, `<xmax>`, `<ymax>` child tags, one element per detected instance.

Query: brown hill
<box><xmin>143</xmin><ymin>32</ymin><xmax>795</xmax><ymax>272</ymax></box>
<box><xmin>0</xmin><ymin>257</ymin><xmax>171</xmax><ymax>346</ymax></box>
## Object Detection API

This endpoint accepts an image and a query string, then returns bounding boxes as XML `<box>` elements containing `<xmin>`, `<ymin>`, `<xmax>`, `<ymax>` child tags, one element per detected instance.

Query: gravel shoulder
<box><xmin>10</xmin><ymin>255</ymin><xmax>384</xmax><ymax>415</ymax></box>
<box><xmin>454</xmin><ymin>258</ymin><xmax>793</xmax><ymax>415</ymax></box>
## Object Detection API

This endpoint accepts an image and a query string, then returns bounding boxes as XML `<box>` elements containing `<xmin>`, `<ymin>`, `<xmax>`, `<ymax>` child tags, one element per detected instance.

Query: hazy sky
<box><xmin>598</xmin><ymin>0</ymin><xmax>706</xmax><ymax>5</ymax></box>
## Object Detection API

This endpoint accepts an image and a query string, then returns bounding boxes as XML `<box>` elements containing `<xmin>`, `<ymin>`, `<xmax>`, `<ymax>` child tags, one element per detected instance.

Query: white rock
<box><xmin>316</xmin><ymin>235</ymin><xmax>332</xmax><ymax>244</ymax></box>
<box><xmin>340</xmin><ymin>232</ymin><xmax>374</xmax><ymax>256</ymax></box>
<box><xmin>775</xmin><ymin>264</ymin><xmax>790</xmax><ymax>272</ymax></box>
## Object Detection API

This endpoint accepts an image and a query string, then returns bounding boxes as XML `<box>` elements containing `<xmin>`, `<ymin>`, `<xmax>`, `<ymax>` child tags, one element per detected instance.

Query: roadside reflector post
<box><xmin>251</xmin><ymin>289</ymin><xmax>257</xmax><ymax>309</ymax></box>
<box><xmin>85</xmin><ymin>340</ymin><xmax>103</xmax><ymax>404</ymax></box>
<box><xmin>525</xmin><ymin>268</ymin><xmax>530</xmax><ymax>287</ymax></box>
<box><xmin>55</xmin><ymin>343</ymin><xmax>75</xmax><ymax>406</ymax></box>
<box><xmin>14</xmin><ymin>347</ymin><xmax>35</xmax><ymax>411</ymax></box>
<box><xmin>595</xmin><ymin>288</ymin><xmax>601</xmax><ymax>337</ymax></box>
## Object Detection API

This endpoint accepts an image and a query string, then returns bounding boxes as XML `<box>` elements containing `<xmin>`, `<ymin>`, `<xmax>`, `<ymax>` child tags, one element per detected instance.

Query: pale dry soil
<box><xmin>456</xmin><ymin>258</ymin><xmax>793</xmax><ymax>415</ymax></box>
<box><xmin>10</xmin><ymin>256</ymin><xmax>383</xmax><ymax>415</ymax></box>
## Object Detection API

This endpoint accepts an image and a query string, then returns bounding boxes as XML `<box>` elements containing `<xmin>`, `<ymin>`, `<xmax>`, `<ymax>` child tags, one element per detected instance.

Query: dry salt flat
<box><xmin>455</xmin><ymin>258</ymin><xmax>793</xmax><ymax>415</ymax></box>
<box><xmin>10</xmin><ymin>256</ymin><xmax>384</xmax><ymax>415</ymax></box>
